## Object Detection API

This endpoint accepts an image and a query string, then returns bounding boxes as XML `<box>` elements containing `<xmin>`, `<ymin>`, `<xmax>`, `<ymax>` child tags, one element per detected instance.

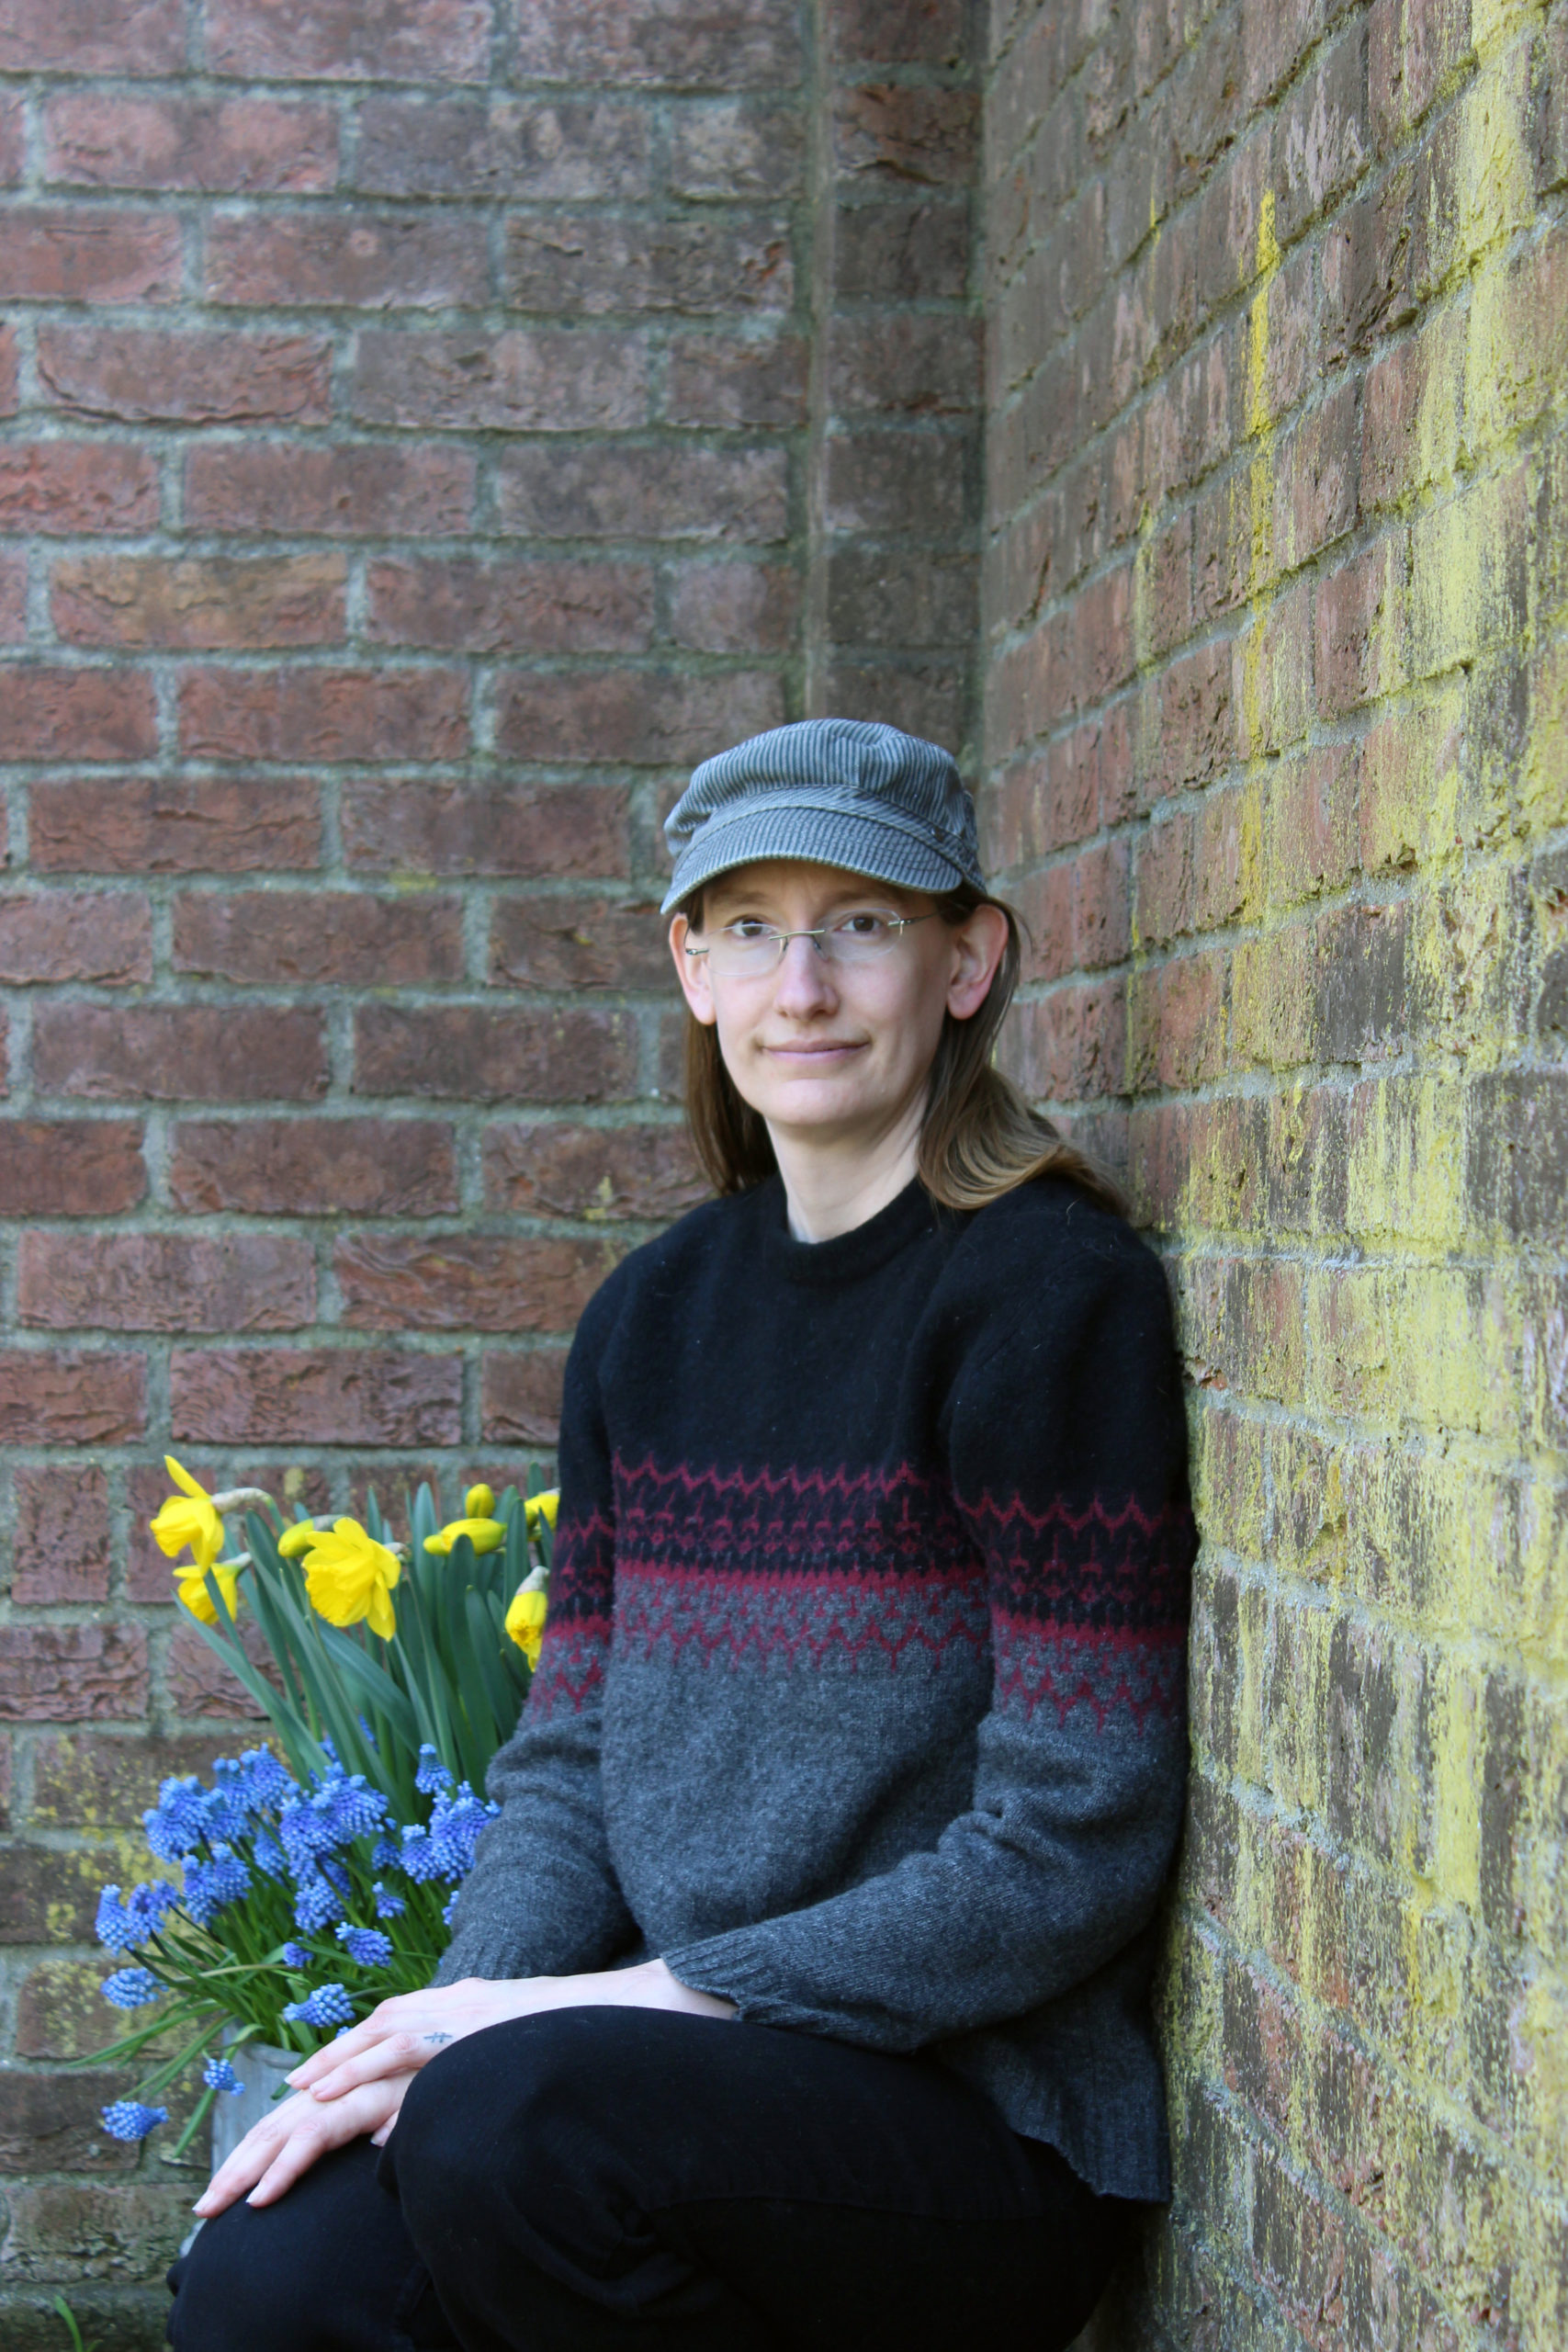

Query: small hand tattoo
<box><xmin>423</xmin><ymin>2031</ymin><xmax>454</xmax><ymax>2047</ymax></box>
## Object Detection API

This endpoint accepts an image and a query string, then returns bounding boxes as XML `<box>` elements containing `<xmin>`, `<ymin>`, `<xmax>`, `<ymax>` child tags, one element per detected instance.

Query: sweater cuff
<box><xmin>660</xmin><ymin>1932</ymin><xmax>818</xmax><ymax>2030</ymax></box>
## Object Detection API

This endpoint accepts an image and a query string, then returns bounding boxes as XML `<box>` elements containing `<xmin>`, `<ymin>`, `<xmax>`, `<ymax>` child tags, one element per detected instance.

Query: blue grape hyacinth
<box><xmin>102</xmin><ymin>1967</ymin><xmax>162</xmax><ymax>2009</ymax></box>
<box><xmin>96</xmin><ymin>1881</ymin><xmax>178</xmax><ymax>1953</ymax></box>
<box><xmin>414</xmin><ymin>1743</ymin><xmax>453</xmax><ymax>1795</ymax></box>
<box><xmin>203</xmin><ymin>2057</ymin><xmax>245</xmax><ymax>2096</ymax></box>
<box><xmin>337</xmin><ymin>1924</ymin><xmax>393</xmax><ymax>1968</ymax></box>
<box><xmin>101</xmin><ymin>2099</ymin><xmax>168</xmax><ymax>2142</ymax></box>
<box><xmin>282</xmin><ymin>1983</ymin><xmax>356</xmax><ymax>2030</ymax></box>
<box><xmin>281</xmin><ymin>1940</ymin><xmax>313</xmax><ymax>1969</ymax></box>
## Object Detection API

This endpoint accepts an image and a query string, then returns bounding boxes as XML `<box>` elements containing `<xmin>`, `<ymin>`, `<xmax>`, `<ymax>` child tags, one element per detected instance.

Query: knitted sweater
<box><xmin>439</xmin><ymin>1173</ymin><xmax>1196</xmax><ymax>2201</ymax></box>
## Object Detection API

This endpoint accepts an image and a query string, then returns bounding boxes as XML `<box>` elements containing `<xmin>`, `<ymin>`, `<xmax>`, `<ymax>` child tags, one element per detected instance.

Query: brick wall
<box><xmin>984</xmin><ymin>1</ymin><xmax>1567</xmax><ymax>2347</ymax></box>
<box><xmin>0</xmin><ymin>4</ymin><xmax>978</xmax><ymax>2335</ymax></box>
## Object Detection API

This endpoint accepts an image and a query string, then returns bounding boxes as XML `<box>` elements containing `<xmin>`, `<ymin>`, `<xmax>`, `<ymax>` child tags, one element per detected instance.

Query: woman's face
<box><xmin>669</xmin><ymin>860</ymin><xmax>1007</xmax><ymax>1159</ymax></box>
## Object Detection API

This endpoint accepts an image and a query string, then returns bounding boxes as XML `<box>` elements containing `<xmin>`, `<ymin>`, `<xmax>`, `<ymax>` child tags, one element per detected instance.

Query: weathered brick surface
<box><xmin>0</xmin><ymin>3</ymin><xmax>982</xmax><ymax>2331</ymax></box>
<box><xmin>984</xmin><ymin>4</ymin><xmax>1568</xmax><ymax>2347</ymax></box>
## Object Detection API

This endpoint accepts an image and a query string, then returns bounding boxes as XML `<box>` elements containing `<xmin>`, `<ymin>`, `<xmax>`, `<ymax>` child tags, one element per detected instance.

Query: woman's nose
<box><xmin>771</xmin><ymin>930</ymin><xmax>836</xmax><ymax>1012</ymax></box>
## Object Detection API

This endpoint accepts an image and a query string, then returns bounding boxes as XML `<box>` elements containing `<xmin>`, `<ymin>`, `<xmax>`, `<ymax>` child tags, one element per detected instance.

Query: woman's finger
<box><xmin>286</xmin><ymin>1988</ymin><xmax>452</xmax><ymax>2086</ymax></box>
<box><xmin>304</xmin><ymin>2026</ymin><xmax>449</xmax><ymax>2101</ymax></box>
<box><xmin>243</xmin><ymin>2077</ymin><xmax>407</xmax><ymax>2210</ymax></box>
<box><xmin>193</xmin><ymin>2091</ymin><xmax>324</xmax><ymax>2217</ymax></box>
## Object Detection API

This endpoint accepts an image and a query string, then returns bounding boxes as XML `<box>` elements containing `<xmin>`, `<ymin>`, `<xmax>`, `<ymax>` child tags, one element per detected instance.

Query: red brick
<box><xmin>826</xmin><ymin>432</ymin><xmax>966</xmax><ymax>537</ymax></box>
<box><xmin>18</xmin><ymin>1231</ymin><xmax>316</xmax><ymax>1332</ymax></box>
<box><xmin>0</xmin><ymin>891</ymin><xmax>152</xmax><ymax>984</ymax></box>
<box><xmin>496</xmin><ymin>669</ymin><xmax>784</xmax><ymax>765</ymax></box>
<box><xmin>830</xmin><ymin>0</ymin><xmax>969</xmax><ymax>64</ymax></box>
<box><xmin>10</xmin><ymin>1466</ymin><xmax>111</xmax><ymax>1606</ymax></box>
<box><xmin>342</xmin><ymin>780</ymin><xmax>628</xmax><ymax>877</ymax></box>
<box><xmin>838</xmin><ymin>198</ymin><xmax>970</xmax><ymax>303</ymax></box>
<box><xmin>207</xmin><ymin>211</ymin><xmax>489</xmax><ymax>309</ymax></box>
<box><xmin>365</xmin><ymin>559</ymin><xmax>652</xmax><ymax>653</ymax></box>
<box><xmin>1156</xmin><ymin>640</ymin><xmax>1235</xmax><ymax>791</ymax></box>
<box><xmin>0</xmin><ymin>207</ymin><xmax>183</xmax><ymax>301</ymax></box>
<box><xmin>0</xmin><ymin>443</ymin><xmax>161</xmax><ymax>534</ymax></box>
<box><xmin>830</xmin><ymin>314</ymin><xmax>982</xmax><ymax>415</ymax></box>
<box><xmin>355</xmin><ymin>1004</ymin><xmax>638</xmax><ymax>1102</ymax></box>
<box><xmin>0</xmin><ymin>0</ymin><xmax>185</xmax><ymax>73</ymax></box>
<box><xmin>670</xmin><ymin>561</ymin><xmax>800</xmax><ymax>653</ymax></box>
<box><xmin>173</xmin><ymin>889</ymin><xmax>463</xmax><ymax>986</ymax></box>
<box><xmin>1369</xmin><ymin>0</ymin><xmax>1472</xmax><ymax>149</ymax></box>
<box><xmin>336</xmin><ymin>1232</ymin><xmax>618</xmax><ymax>1331</ymax></box>
<box><xmin>1130</xmin><ymin>952</ymin><xmax>1228</xmax><ymax>1090</ymax></box>
<box><xmin>488</xmin><ymin>892</ymin><xmax>670</xmax><ymax>989</ymax></box>
<box><xmin>1001</xmin><ymin>978</ymin><xmax>1126</xmax><ymax>1102</ymax></box>
<box><xmin>1268</xmin><ymin>745</ymin><xmax>1361</xmax><ymax>908</ymax></box>
<box><xmin>186</xmin><ymin>443</ymin><xmax>475</xmax><ymax>536</ymax></box>
<box><xmin>33</xmin><ymin>1004</ymin><xmax>328</xmax><ymax>1102</ymax></box>
<box><xmin>178</xmin><ymin>666</ymin><xmax>468</xmax><ymax>762</ymax></box>
<box><xmin>353</xmin><ymin>329</ymin><xmax>649</xmax><ymax>432</ymax></box>
<box><xmin>0</xmin><ymin>1120</ymin><xmax>146</xmax><ymax>1216</ymax></box>
<box><xmin>0</xmin><ymin>668</ymin><xmax>158</xmax><ymax>763</ymax></box>
<box><xmin>1269</xmin><ymin>21</ymin><xmax>1371</xmax><ymax>245</ymax></box>
<box><xmin>356</xmin><ymin>94</ymin><xmax>653</xmax><ymax>198</ymax></box>
<box><xmin>482</xmin><ymin>1121</ymin><xmax>705</xmax><ymax>1219</ymax></box>
<box><xmin>495</xmin><ymin>442</ymin><xmax>787</xmax><ymax>540</ymax></box>
<box><xmin>1072</xmin><ymin>838</ymin><xmax>1131</xmax><ymax>970</ymax></box>
<box><xmin>833</xmin><ymin>85</ymin><xmax>978</xmax><ymax>187</ymax></box>
<box><xmin>165</xmin><ymin>1617</ymin><xmax>277</xmax><ymax>1721</ymax></box>
<box><xmin>44</xmin><ymin>92</ymin><xmax>338</xmax><ymax>193</ymax></box>
<box><xmin>28</xmin><ymin>775</ymin><xmax>321</xmax><ymax>874</ymax></box>
<box><xmin>1013</xmin><ymin>863</ymin><xmax>1076</xmax><ymax>982</ymax></box>
<box><xmin>51</xmin><ymin>553</ymin><xmax>345</xmax><ymax>650</ymax></box>
<box><xmin>826</xmin><ymin>550</ymin><xmax>976</xmax><ymax>649</ymax></box>
<box><xmin>0</xmin><ymin>96</ymin><xmax>22</xmax><ymax>184</ymax></box>
<box><xmin>170</xmin><ymin>1117</ymin><xmax>457</xmax><ymax>1216</ymax></box>
<box><xmin>0</xmin><ymin>1350</ymin><xmax>145</xmax><ymax>1443</ymax></box>
<box><xmin>503</xmin><ymin>213</ymin><xmax>792</xmax><ymax>314</ymax></box>
<box><xmin>664</xmin><ymin>333</ymin><xmax>808</xmax><ymax>427</ymax></box>
<box><xmin>28</xmin><ymin>1733</ymin><xmax>233</xmax><ymax>1828</ymax></box>
<box><xmin>1136</xmin><ymin>812</ymin><xmax>1195</xmax><ymax>948</ymax></box>
<box><xmin>0</xmin><ymin>554</ymin><xmax>27</xmax><ymax>641</ymax></box>
<box><xmin>0</xmin><ymin>1623</ymin><xmax>148</xmax><ymax>1724</ymax></box>
<box><xmin>0</xmin><ymin>324</ymin><xmax>17</xmax><ymax>416</ymax></box>
<box><xmin>169</xmin><ymin>1348</ymin><xmax>461</xmax><ymax>1446</ymax></box>
<box><xmin>821</xmin><ymin>658</ymin><xmax>966</xmax><ymax>750</ymax></box>
<box><xmin>515</xmin><ymin>0</ymin><xmax>802</xmax><ymax>87</ymax></box>
<box><xmin>0</xmin><ymin>2070</ymin><xmax>140</xmax><ymax>2171</ymax></box>
<box><xmin>480</xmin><ymin>1349</ymin><xmax>570</xmax><ymax>1444</ymax></box>
<box><xmin>1314</xmin><ymin>536</ymin><xmax>1408</xmax><ymax>717</ymax></box>
<box><xmin>37</xmin><ymin>327</ymin><xmax>333</xmax><ymax>425</ymax></box>
<box><xmin>669</xmin><ymin>99</ymin><xmax>806</xmax><ymax>199</ymax></box>
<box><xmin>208</xmin><ymin>0</ymin><xmax>491</xmax><ymax>81</ymax></box>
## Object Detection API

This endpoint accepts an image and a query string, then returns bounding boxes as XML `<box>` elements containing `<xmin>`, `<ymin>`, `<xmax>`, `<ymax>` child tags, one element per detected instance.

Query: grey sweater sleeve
<box><xmin>660</xmin><ymin>1257</ymin><xmax>1192</xmax><ymax>2048</ymax></box>
<box><xmin>435</xmin><ymin>1295</ymin><xmax>636</xmax><ymax>1984</ymax></box>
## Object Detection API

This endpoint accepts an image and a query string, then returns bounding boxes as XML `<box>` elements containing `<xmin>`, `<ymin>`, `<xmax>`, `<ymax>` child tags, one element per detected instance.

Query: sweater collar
<box><xmin>752</xmin><ymin>1172</ymin><xmax>938</xmax><ymax>1285</ymax></box>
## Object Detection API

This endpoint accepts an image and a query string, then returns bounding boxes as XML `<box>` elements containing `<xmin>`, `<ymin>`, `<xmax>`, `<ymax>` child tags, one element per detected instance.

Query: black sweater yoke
<box><xmin>441</xmin><ymin>1173</ymin><xmax>1196</xmax><ymax>2201</ymax></box>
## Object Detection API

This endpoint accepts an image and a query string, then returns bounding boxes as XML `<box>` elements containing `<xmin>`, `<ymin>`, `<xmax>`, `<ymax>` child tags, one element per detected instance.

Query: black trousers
<box><xmin>167</xmin><ymin>2008</ymin><xmax>1135</xmax><ymax>2352</ymax></box>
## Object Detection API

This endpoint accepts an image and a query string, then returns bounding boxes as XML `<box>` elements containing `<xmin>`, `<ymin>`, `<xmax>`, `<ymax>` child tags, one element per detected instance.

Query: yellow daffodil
<box><xmin>176</xmin><ymin>1559</ymin><xmax>242</xmax><ymax>1627</ymax></box>
<box><xmin>504</xmin><ymin>1584</ymin><xmax>548</xmax><ymax>1668</ymax></box>
<box><xmin>465</xmin><ymin>1484</ymin><xmax>495</xmax><ymax>1520</ymax></box>
<box><xmin>425</xmin><ymin>1514</ymin><xmax>506</xmax><ymax>1559</ymax></box>
<box><xmin>302</xmin><ymin>1520</ymin><xmax>400</xmax><ymax>1641</ymax></box>
<box><xmin>149</xmin><ymin>1457</ymin><xmax>224</xmax><ymax>1577</ymax></box>
<box><xmin>525</xmin><ymin>1490</ymin><xmax>559</xmax><ymax>1532</ymax></box>
<box><xmin>277</xmin><ymin>1521</ymin><xmax>322</xmax><ymax>1560</ymax></box>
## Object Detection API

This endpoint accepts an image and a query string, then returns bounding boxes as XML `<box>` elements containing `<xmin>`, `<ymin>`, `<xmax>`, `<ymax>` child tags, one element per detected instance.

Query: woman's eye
<box><xmin>726</xmin><ymin>919</ymin><xmax>774</xmax><ymax>942</ymax></box>
<box><xmin>837</xmin><ymin>912</ymin><xmax>893</xmax><ymax>938</ymax></box>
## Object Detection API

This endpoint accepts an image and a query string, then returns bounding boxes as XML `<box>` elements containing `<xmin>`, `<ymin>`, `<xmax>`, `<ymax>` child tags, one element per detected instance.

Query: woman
<box><xmin>170</xmin><ymin>718</ymin><xmax>1195</xmax><ymax>2352</ymax></box>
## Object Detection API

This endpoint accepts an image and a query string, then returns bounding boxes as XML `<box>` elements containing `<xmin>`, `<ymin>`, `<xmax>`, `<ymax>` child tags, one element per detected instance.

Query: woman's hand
<box><xmin>288</xmin><ymin>1961</ymin><xmax>733</xmax><ymax>2109</ymax></box>
<box><xmin>192</xmin><ymin>2071</ymin><xmax>414</xmax><ymax>2221</ymax></box>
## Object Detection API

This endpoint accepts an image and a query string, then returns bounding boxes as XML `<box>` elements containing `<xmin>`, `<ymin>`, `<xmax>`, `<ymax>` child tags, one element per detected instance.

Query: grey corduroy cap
<box><xmin>660</xmin><ymin>718</ymin><xmax>986</xmax><ymax>915</ymax></box>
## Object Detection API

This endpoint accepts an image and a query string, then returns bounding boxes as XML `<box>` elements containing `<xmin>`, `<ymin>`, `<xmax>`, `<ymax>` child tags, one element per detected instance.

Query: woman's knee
<box><xmin>167</xmin><ymin>2140</ymin><xmax>417</xmax><ymax>2352</ymax></box>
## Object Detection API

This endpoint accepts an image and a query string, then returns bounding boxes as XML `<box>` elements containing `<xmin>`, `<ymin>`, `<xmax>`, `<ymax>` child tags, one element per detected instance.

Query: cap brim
<box><xmin>660</xmin><ymin>803</ymin><xmax>969</xmax><ymax>915</ymax></box>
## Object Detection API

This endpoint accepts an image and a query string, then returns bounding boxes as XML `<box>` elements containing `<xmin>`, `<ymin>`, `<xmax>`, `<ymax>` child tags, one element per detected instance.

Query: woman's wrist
<box><xmin>614</xmin><ymin>1958</ymin><xmax>736</xmax><ymax>2020</ymax></box>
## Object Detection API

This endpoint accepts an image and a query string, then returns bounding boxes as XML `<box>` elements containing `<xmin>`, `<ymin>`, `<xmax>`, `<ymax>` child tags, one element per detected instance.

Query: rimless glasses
<box><xmin>684</xmin><ymin>910</ymin><xmax>933</xmax><ymax>981</ymax></box>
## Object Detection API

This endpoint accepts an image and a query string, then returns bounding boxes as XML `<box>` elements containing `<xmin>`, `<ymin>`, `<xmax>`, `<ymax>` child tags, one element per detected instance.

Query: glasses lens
<box><xmin>705</xmin><ymin>923</ymin><xmax>784</xmax><ymax>978</ymax></box>
<box><xmin>822</xmin><ymin>913</ymin><xmax>904</xmax><ymax>965</ymax></box>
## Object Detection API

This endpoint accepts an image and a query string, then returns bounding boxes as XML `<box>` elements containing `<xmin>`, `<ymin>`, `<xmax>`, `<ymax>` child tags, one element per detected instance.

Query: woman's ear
<box><xmin>945</xmin><ymin>904</ymin><xmax>1010</xmax><ymax>1022</ymax></box>
<box><xmin>670</xmin><ymin>914</ymin><xmax>717</xmax><ymax>1026</ymax></box>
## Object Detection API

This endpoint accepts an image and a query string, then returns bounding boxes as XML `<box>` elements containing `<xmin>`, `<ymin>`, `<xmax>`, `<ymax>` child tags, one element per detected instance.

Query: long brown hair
<box><xmin>680</xmin><ymin>883</ymin><xmax>1127</xmax><ymax>1216</ymax></box>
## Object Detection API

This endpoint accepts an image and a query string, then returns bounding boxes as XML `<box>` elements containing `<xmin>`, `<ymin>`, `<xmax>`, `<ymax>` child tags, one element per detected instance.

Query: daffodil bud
<box><xmin>464</xmin><ymin>1483</ymin><xmax>496</xmax><ymax>1521</ymax></box>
